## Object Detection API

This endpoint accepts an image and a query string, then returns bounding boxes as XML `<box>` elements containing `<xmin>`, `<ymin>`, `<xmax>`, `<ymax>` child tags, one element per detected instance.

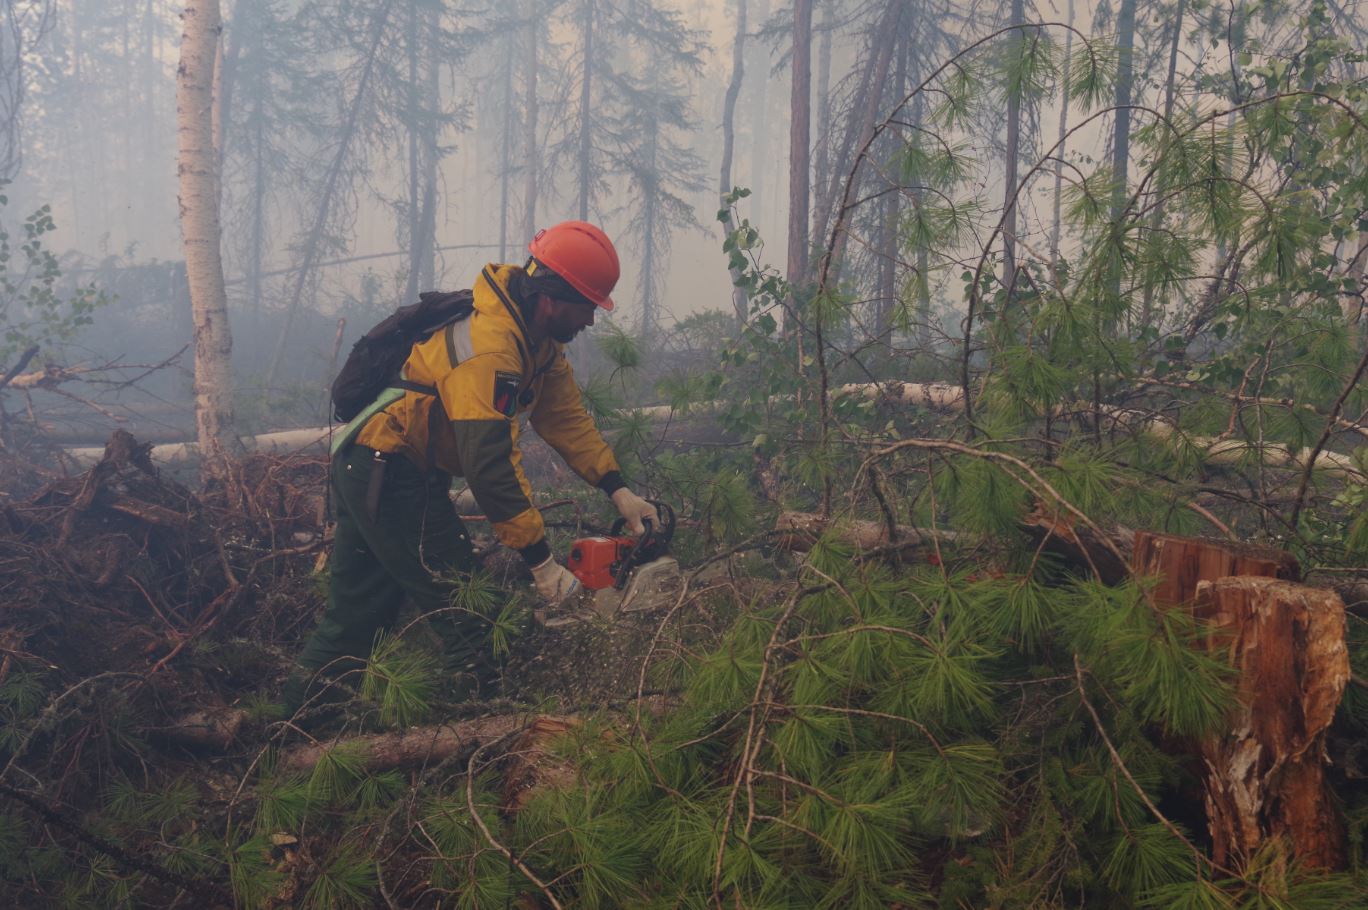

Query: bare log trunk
<box><xmin>176</xmin><ymin>0</ymin><xmax>235</xmax><ymax>481</ymax></box>
<box><xmin>774</xmin><ymin>510</ymin><xmax>955</xmax><ymax>560</ymax></box>
<box><xmin>1194</xmin><ymin>577</ymin><xmax>1349</xmax><ymax>870</ymax></box>
<box><xmin>281</xmin><ymin>714</ymin><xmax>533</xmax><ymax>773</ymax></box>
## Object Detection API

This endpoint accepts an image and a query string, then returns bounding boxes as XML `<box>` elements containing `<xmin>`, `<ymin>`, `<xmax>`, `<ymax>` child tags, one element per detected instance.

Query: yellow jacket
<box><xmin>356</xmin><ymin>263</ymin><xmax>623</xmax><ymax>563</ymax></box>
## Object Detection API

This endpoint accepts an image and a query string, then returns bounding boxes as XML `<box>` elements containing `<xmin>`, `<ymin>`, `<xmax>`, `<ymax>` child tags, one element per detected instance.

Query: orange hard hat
<box><xmin>528</xmin><ymin>221</ymin><xmax>619</xmax><ymax>311</ymax></box>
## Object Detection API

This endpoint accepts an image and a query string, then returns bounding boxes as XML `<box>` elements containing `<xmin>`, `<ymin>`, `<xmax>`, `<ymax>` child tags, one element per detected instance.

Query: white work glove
<box><xmin>611</xmin><ymin>488</ymin><xmax>659</xmax><ymax>536</ymax></box>
<box><xmin>529</xmin><ymin>556</ymin><xmax>581</xmax><ymax>605</ymax></box>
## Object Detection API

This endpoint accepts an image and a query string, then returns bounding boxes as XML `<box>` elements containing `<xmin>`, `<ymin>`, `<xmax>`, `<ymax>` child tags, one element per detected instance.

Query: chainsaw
<box><xmin>568</xmin><ymin>500</ymin><xmax>675</xmax><ymax>591</ymax></box>
<box><xmin>550</xmin><ymin>500</ymin><xmax>679</xmax><ymax>625</ymax></box>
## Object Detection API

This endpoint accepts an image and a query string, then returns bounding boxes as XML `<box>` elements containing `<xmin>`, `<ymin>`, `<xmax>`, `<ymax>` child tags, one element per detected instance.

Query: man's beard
<box><xmin>551</xmin><ymin>325</ymin><xmax>580</xmax><ymax>344</ymax></box>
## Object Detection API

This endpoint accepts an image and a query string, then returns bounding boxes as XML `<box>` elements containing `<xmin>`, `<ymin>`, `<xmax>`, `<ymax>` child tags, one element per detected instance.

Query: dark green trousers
<box><xmin>290</xmin><ymin>444</ymin><xmax>495</xmax><ymax>701</ymax></box>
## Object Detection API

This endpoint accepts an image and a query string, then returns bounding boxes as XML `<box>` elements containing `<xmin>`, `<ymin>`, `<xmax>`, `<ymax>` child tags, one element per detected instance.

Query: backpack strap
<box><xmin>331</xmin><ymin>386</ymin><xmax>407</xmax><ymax>456</ymax></box>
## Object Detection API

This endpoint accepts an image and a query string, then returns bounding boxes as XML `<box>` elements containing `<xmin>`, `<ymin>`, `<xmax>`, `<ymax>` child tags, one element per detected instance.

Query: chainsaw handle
<box><xmin>609</xmin><ymin>499</ymin><xmax>674</xmax><ymax>543</ymax></box>
<box><xmin>610</xmin><ymin>500</ymin><xmax>674</xmax><ymax>591</ymax></box>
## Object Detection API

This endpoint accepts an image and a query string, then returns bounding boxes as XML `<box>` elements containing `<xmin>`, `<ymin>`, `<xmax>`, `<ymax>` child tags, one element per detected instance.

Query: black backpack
<box><xmin>330</xmin><ymin>289</ymin><xmax>475</xmax><ymax>423</ymax></box>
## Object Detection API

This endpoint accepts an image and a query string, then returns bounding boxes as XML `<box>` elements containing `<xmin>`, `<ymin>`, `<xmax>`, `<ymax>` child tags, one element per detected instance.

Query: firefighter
<box><xmin>283</xmin><ymin>221</ymin><xmax>658</xmax><ymax>712</ymax></box>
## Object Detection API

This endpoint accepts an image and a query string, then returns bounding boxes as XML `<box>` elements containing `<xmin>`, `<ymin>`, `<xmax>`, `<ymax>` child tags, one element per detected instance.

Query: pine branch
<box><xmin>1288</xmin><ymin>339</ymin><xmax>1368</xmax><ymax>530</ymax></box>
<box><xmin>0</xmin><ymin>781</ymin><xmax>229</xmax><ymax>904</ymax></box>
<box><xmin>464</xmin><ymin>739</ymin><xmax>565</xmax><ymax>910</ymax></box>
<box><xmin>1071</xmin><ymin>654</ymin><xmax>1215</xmax><ymax>878</ymax></box>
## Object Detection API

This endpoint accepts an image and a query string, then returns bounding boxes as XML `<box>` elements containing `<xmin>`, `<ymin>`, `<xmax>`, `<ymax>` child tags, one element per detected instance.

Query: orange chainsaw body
<box><xmin>567</xmin><ymin>536</ymin><xmax>637</xmax><ymax>591</ymax></box>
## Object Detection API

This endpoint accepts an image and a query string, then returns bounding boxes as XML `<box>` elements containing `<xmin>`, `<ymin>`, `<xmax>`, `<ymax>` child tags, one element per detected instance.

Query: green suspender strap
<box><xmin>330</xmin><ymin>386</ymin><xmax>408</xmax><ymax>457</ymax></box>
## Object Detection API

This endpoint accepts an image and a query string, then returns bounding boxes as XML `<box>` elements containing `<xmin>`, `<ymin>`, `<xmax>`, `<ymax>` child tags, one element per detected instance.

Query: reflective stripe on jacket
<box><xmin>355</xmin><ymin>263</ymin><xmax>621</xmax><ymax>554</ymax></box>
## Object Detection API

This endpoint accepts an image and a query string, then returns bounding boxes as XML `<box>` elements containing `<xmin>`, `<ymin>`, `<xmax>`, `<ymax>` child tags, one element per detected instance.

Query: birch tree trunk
<box><xmin>177</xmin><ymin>0</ymin><xmax>235</xmax><ymax>481</ymax></box>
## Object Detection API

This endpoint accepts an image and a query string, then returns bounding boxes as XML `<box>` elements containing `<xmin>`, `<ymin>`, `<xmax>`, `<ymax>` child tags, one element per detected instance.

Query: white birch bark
<box><xmin>176</xmin><ymin>0</ymin><xmax>235</xmax><ymax>480</ymax></box>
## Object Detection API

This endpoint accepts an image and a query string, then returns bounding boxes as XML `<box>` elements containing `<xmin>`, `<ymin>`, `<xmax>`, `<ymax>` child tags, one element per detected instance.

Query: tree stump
<box><xmin>1194</xmin><ymin>577</ymin><xmax>1349</xmax><ymax>870</ymax></box>
<box><xmin>1131</xmin><ymin>531</ymin><xmax>1299</xmax><ymax>606</ymax></box>
<box><xmin>1129</xmin><ymin>532</ymin><xmax>1345</xmax><ymax>869</ymax></box>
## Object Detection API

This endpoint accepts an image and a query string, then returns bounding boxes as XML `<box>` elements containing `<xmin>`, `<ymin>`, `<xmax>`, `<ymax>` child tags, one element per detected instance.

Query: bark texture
<box><xmin>1132</xmin><ymin>531</ymin><xmax>1300</xmax><ymax>606</ymax></box>
<box><xmin>1133</xmin><ymin>533</ymin><xmax>1346</xmax><ymax>870</ymax></box>
<box><xmin>1194</xmin><ymin>577</ymin><xmax>1349</xmax><ymax>870</ymax></box>
<box><xmin>282</xmin><ymin>713</ymin><xmax>530</xmax><ymax>772</ymax></box>
<box><xmin>774</xmin><ymin>510</ymin><xmax>954</xmax><ymax>560</ymax></box>
<box><xmin>176</xmin><ymin>0</ymin><xmax>235</xmax><ymax>480</ymax></box>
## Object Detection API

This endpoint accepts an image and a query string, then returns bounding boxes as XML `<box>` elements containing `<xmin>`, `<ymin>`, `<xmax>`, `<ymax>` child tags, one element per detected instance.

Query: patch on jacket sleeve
<box><xmin>493</xmin><ymin>371</ymin><xmax>521</xmax><ymax>418</ymax></box>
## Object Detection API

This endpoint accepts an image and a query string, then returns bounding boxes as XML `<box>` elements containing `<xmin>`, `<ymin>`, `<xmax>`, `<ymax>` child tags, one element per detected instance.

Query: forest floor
<box><xmin>1</xmin><ymin>431</ymin><xmax>1364</xmax><ymax>907</ymax></box>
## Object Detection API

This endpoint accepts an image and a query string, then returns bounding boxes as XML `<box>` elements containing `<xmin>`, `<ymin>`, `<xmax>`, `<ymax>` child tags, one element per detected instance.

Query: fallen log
<box><xmin>1193</xmin><ymin>577</ymin><xmax>1349</xmax><ymax>870</ymax></box>
<box><xmin>776</xmin><ymin>509</ymin><xmax>1130</xmax><ymax>582</ymax></box>
<box><xmin>281</xmin><ymin>713</ymin><xmax>538</xmax><ymax>773</ymax></box>
<box><xmin>159</xmin><ymin>707</ymin><xmax>248</xmax><ymax>751</ymax></box>
<box><xmin>56</xmin><ymin>379</ymin><xmax>1364</xmax><ymax>480</ymax></box>
<box><xmin>774</xmin><ymin>510</ymin><xmax>951</xmax><ymax>560</ymax></box>
<box><xmin>63</xmin><ymin>426</ymin><xmax>337</xmax><ymax>468</ymax></box>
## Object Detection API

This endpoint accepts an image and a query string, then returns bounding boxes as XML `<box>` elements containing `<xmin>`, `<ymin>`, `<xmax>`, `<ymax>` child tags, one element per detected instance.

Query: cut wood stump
<box><xmin>1129</xmin><ymin>533</ymin><xmax>1344</xmax><ymax>870</ymax></box>
<box><xmin>1132</xmin><ymin>530</ymin><xmax>1299</xmax><ymax>606</ymax></box>
<box><xmin>1193</xmin><ymin>577</ymin><xmax>1349</xmax><ymax>871</ymax></box>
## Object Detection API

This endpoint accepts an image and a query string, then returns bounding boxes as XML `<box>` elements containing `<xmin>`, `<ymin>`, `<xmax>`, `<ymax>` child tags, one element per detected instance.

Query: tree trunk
<box><xmin>406</xmin><ymin>1</ymin><xmax>420</xmax><ymax>282</ymax></box>
<box><xmin>810</xmin><ymin>2</ymin><xmax>832</xmax><ymax>243</ymax></box>
<box><xmin>813</xmin><ymin>1</ymin><xmax>905</xmax><ymax>290</ymax></box>
<box><xmin>747</xmin><ymin>0</ymin><xmax>770</xmax><ymax>231</ymax></box>
<box><xmin>499</xmin><ymin>32</ymin><xmax>514</xmax><ymax>262</ymax></box>
<box><xmin>718</xmin><ymin>0</ymin><xmax>749</xmax><ymax>328</ymax></box>
<box><xmin>1050</xmin><ymin>0</ymin><xmax>1075</xmax><ymax>268</ymax></box>
<box><xmin>577</xmin><ymin>0</ymin><xmax>594</xmax><ymax>221</ymax></box>
<box><xmin>419</xmin><ymin>4</ymin><xmax>439</xmax><ymax>290</ymax></box>
<box><xmin>1138</xmin><ymin>0</ymin><xmax>1187</xmax><ymax>324</ymax></box>
<box><xmin>177</xmin><ymin>0</ymin><xmax>235</xmax><ymax>480</ymax></box>
<box><xmin>786</xmin><ymin>0</ymin><xmax>812</xmax><ymax>287</ymax></box>
<box><xmin>262</xmin><ymin>0</ymin><xmax>393</xmax><ymax>395</ymax></box>
<box><xmin>875</xmin><ymin>30</ymin><xmax>910</xmax><ymax>346</ymax></box>
<box><xmin>640</xmin><ymin>111</ymin><xmax>658</xmax><ymax>343</ymax></box>
<box><xmin>810</xmin><ymin>1</ymin><xmax>900</xmax><ymax>261</ymax></box>
<box><xmin>1131</xmin><ymin>531</ymin><xmax>1300</xmax><ymax>606</ymax></box>
<box><xmin>1343</xmin><ymin>231</ymin><xmax>1368</xmax><ymax>326</ymax></box>
<box><xmin>248</xmin><ymin>93</ymin><xmax>265</xmax><ymax>332</ymax></box>
<box><xmin>1107</xmin><ymin>0</ymin><xmax>1137</xmax><ymax>301</ymax></box>
<box><xmin>1194</xmin><ymin>577</ymin><xmax>1349</xmax><ymax>871</ymax></box>
<box><xmin>522</xmin><ymin>0</ymin><xmax>539</xmax><ymax>240</ymax></box>
<box><xmin>1001</xmin><ymin>0</ymin><xmax>1025</xmax><ymax>298</ymax></box>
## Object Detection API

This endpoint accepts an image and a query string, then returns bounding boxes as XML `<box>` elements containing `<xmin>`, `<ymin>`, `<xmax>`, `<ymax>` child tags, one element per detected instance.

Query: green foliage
<box><xmin>360</xmin><ymin>634</ymin><xmax>436</xmax><ymax>727</ymax></box>
<box><xmin>229</xmin><ymin>834</ymin><xmax>287</xmax><ymax>910</ymax></box>
<box><xmin>0</xmin><ymin>191</ymin><xmax>106</xmax><ymax>363</ymax></box>
<box><xmin>302</xmin><ymin>843</ymin><xmax>375</xmax><ymax>910</ymax></box>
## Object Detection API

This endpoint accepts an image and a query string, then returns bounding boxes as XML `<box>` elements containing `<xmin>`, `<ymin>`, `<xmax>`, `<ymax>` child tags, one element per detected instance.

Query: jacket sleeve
<box><xmin>528</xmin><ymin>350</ymin><xmax>625</xmax><ymax>496</ymax></box>
<box><xmin>437</xmin><ymin>351</ymin><xmax>549</xmax><ymax>564</ymax></box>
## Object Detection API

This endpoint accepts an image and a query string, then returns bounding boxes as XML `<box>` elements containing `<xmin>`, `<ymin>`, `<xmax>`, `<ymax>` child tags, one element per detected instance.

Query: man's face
<box><xmin>543</xmin><ymin>294</ymin><xmax>597</xmax><ymax>343</ymax></box>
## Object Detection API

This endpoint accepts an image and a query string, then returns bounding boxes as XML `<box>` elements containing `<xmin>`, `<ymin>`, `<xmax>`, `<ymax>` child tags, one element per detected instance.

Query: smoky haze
<box><xmin>1</xmin><ymin>0</ymin><xmax>1364</xmax><ymax>441</ymax></box>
